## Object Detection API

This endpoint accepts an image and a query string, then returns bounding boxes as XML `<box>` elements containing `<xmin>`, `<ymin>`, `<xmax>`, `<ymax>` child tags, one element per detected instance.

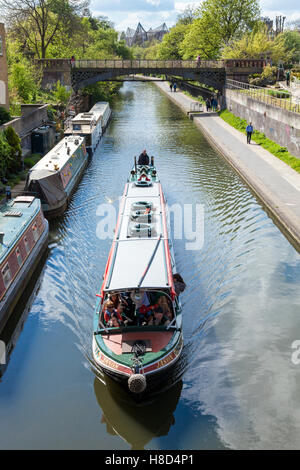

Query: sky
<box><xmin>90</xmin><ymin>0</ymin><xmax>300</xmax><ymax>32</ymax></box>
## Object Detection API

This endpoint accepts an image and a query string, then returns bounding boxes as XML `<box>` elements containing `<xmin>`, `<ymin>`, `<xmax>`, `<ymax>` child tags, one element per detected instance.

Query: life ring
<box><xmin>131</xmin><ymin>201</ymin><xmax>153</xmax><ymax>211</ymax></box>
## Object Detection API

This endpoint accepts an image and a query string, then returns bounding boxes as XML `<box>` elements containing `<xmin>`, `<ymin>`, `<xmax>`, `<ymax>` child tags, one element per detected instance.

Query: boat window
<box><xmin>101</xmin><ymin>290</ymin><xmax>174</xmax><ymax>329</ymax></box>
<box><xmin>2</xmin><ymin>263</ymin><xmax>12</xmax><ymax>289</ymax></box>
<box><xmin>24</xmin><ymin>236</ymin><xmax>30</xmax><ymax>254</ymax></box>
<box><xmin>16</xmin><ymin>247</ymin><xmax>22</xmax><ymax>267</ymax></box>
<box><xmin>73</xmin><ymin>124</ymin><xmax>81</xmax><ymax>131</ymax></box>
<box><xmin>32</xmin><ymin>223</ymin><xmax>39</xmax><ymax>242</ymax></box>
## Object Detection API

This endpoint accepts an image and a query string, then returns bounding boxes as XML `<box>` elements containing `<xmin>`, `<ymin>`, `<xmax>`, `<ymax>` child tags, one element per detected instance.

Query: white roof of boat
<box><xmin>29</xmin><ymin>136</ymin><xmax>85</xmax><ymax>175</ymax></box>
<box><xmin>90</xmin><ymin>102</ymin><xmax>110</xmax><ymax>114</ymax></box>
<box><xmin>107</xmin><ymin>238</ymin><xmax>168</xmax><ymax>291</ymax></box>
<box><xmin>104</xmin><ymin>180</ymin><xmax>172</xmax><ymax>292</ymax></box>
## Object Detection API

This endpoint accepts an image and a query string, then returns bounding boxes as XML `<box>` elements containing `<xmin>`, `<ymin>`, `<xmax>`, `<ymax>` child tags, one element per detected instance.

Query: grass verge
<box><xmin>219</xmin><ymin>109</ymin><xmax>300</xmax><ymax>174</ymax></box>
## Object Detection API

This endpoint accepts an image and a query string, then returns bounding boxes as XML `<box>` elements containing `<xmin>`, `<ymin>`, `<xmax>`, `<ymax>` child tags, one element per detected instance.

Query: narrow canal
<box><xmin>1</xmin><ymin>82</ymin><xmax>300</xmax><ymax>450</ymax></box>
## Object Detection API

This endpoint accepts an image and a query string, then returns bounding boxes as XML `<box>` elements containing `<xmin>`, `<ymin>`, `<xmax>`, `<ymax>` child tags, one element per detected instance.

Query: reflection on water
<box><xmin>0</xmin><ymin>82</ymin><xmax>300</xmax><ymax>450</ymax></box>
<box><xmin>94</xmin><ymin>375</ymin><xmax>182</xmax><ymax>450</ymax></box>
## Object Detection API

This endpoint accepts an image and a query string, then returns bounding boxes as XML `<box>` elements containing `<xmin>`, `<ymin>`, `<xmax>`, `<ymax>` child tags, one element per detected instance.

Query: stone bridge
<box><xmin>37</xmin><ymin>59</ymin><xmax>266</xmax><ymax>92</ymax></box>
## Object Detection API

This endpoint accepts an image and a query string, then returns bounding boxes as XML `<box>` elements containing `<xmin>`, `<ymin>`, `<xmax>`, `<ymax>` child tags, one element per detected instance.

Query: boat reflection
<box><xmin>0</xmin><ymin>252</ymin><xmax>47</xmax><ymax>379</ymax></box>
<box><xmin>94</xmin><ymin>374</ymin><xmax>182</xmax><ymax>449</ymax></box>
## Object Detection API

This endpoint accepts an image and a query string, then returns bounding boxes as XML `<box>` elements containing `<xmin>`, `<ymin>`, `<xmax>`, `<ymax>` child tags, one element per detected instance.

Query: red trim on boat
<box><xmin>159</xmin><ymin>184</ymin><xmax>176</xmax><ymax>300</ymax></box>
<box><xmin>99</xmin><ymin>183</ymin><xmax>128</xmax><ymax>299</ymax></box>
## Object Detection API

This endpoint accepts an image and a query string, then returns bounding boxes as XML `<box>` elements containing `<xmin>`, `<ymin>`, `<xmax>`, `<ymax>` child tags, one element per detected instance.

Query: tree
<box><xmin>52</xmin><ymin>81</ymin><xmax>71</xmax><ymax>106</ymax></box>
<box><xmin>0</xmin><ymin>132</ymin><xmax>12</xmax><ymax>179</ymax></box>
<box><xmin>158</xmin><ymin>24</ymin><xmax>191</xmax><ymax>60</ymax></box>
<box><xmin>4</xmin><ymin>126</ymin><xmax>22</xmax><ymax>172</ymax></box>
<box><xmin>9</xmin><ymin>60</ymin><xmax>42</xmax><ymax>102</ymax></box>
<box><xmin>0</xmin><ymin>107</ymin><xmax>11</xmax><ymax>125</ymax></box>
<box><xmin>221</xmin><ymin>23</ymin><xmax>288</xmax><ymax>64</ymax></box>
<box><xmin>176</xmin><ymin>5</ymin><xmax>197</xmax><ymax>25</ymax></box>
<box><xmin>180</xmin><ymin>0</ymin><xmax>260</xmax><ymax>59</ymax></box>
<box><xmin>281</xmin><ymin>30</ymin><xmax>300</xmax><ymax>65</ymax></box>
<box><xmin>0</xmin><ymin>0</ymin><xmax>89</xmax><ymax>58</ymax></box>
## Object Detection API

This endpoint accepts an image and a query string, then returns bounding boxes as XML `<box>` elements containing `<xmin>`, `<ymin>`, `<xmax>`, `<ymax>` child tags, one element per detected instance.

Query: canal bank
<box><xmin>154</xmin><ymin>80</ymin><xmax>300</xmax><ymax>248</ymax></box>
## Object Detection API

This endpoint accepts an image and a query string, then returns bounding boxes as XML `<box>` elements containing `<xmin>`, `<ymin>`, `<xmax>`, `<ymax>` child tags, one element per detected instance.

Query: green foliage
<box><xmin>52</xmin><ymin>81</ymin><xmax>71</xmax><ymax>106</ymax></box>
<box><xmin>24</xmin><ymin>154</ymin><xmax>42</xmax><ymax>168</ymax></box>
<box><xmin>83</xmin><ymin>82</ymin><xmax>121</xmax><ymax>106</ymax></box>
<box><xmin>0</xmin><ymin>107</ymin><xmax>11</xmax><ymax>125</ymax></box>
<box><xmin>222</xmin><ymin>23</ymin><xmax>287</xmax><ymax>63</ymax></box>
<box><xmin>0</xmin><ymin>131</ymin><xmax>13</xmax><ymax>179</ymax></box>
<box><xmin>158</xmin><ymin>24</ymin><xmax>191</xmax><ymax>60</ymax></box>
<box><xmin>7</xmin><ymin>42</ymin><xmax>42</xmax><ymax>103</ymax></box>
<box><xmin>249</xmin><ymin>65</ymin><xmax>277</xmax><ymax>86</ymax></box>
<box><xmin>281</xmin><ymin>30</ymin><xmax>300</xmax><ymax>65</ymax></box>
<box><xmin>4</xmin><ymin>126</ymin><xmax>22</xmax><ymax>172</ymax></box>
<box><xmin>180</xmin><ymin>0</ymin><xmax>260</xmax><ymax>59</ymax></box>
<box><xmin>219</xmin><ymin>109</ymin><xmax>300</xmax><ymax>173</ymax></box>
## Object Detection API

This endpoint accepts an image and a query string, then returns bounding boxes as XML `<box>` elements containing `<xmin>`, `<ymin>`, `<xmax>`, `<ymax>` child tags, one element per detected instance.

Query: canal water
<box><xmin>1</xmin><ymin>82</ymin><xmax>300</xmax><ymax>450</ymax></box>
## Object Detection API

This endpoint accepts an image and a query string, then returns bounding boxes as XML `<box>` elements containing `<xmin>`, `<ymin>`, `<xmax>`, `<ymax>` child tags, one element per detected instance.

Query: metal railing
<box><xmin>226</xmin><ymin>79</ymin><xmax>300</xmax><ymax>114</ymax></box>
<box><xmin>73</xmin><ymin>59</ymin><xmax>225</xmax><ymax>69</ymax></box>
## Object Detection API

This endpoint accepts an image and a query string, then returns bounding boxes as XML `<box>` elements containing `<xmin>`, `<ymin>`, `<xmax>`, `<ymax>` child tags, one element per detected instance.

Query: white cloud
<box><xmin>90</xmin><ymin>0</ymin><xmax>300</xmax><ymax>32</ymax></box>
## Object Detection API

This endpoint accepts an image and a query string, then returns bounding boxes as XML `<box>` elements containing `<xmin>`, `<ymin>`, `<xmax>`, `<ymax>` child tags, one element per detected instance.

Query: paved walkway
<box><xmin>155</xmin><ymin>80</ymin><xmax>300</xmax><ymax>247</ymax></box>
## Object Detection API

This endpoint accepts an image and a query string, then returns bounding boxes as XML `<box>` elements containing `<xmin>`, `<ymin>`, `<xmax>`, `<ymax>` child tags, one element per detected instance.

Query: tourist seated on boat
<box><xmin>147</xmin><ymin>306</ymin><xmax>164</xmax><ymax>325</ymax></box>
<box><xmin>108</xmin><ymin>312</ymin><xmax>124</xmax><ymax>328</ymax></box>
<box><xmin>173</xmin><ymin>273</ymin><xmax>186</xmax><ymax>296</ymax></box>
<box><xmin>138</xmin><ymin>149</ymin><xmax>150</xmax><ymax>166</ymax></box>
<box><xmin>104</xmin><ymin>301</ymin><xmax>123</xmax><ymax>327</ymax></box>
<box><xmin>103</xmin><ymin>293</ymin><xmax>120</xmax><ymax>311</ymax></box>
<box><xmin>120</xmin><ymin>292</ymin><xmax>135</xmax><ymax>325</ymax></box>
<box><xmin>157</xmin><ymin>295</ymin><xmax>173</xmax><ymax>322</ymax></box>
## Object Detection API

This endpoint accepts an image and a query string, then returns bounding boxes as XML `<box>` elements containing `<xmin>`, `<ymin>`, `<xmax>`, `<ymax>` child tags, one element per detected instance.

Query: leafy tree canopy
<box><xmin>179</xmin><ymin>0</ymin><xmax>260</xmax><ymax>59</ymax></box>
<box><xmin>158</xmin><ymin>24</ymin><xmax>191</xmax><ymax>60</ymax></box>
<box><xmin>221</xmin><ymin>23</ymin><xmax>288</xmax><ymax>64</ymax></box>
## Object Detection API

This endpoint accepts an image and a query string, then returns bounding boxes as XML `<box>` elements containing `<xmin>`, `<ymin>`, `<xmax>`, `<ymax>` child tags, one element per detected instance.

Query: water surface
<box><xmin>0</xmin><ymin>82</ymin><xmax>300</xmax><ymax>450</ymax></box>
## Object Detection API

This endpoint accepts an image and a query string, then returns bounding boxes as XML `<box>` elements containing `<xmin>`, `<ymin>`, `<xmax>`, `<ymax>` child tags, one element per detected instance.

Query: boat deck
<box><xmin>0</xmin><ymin>197</ymin><xmax>40</xmax><ymax>262</ymax></box>
<box><xmin>103</xmin><ymin>331</ymin><xmax>173</xmax><ymax>355</ymax></box>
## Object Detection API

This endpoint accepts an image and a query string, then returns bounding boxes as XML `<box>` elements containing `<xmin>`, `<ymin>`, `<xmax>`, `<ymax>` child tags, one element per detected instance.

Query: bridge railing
<box><xmin>74</xmin><ymin>59</ymin><xmax>226</xmax><ymax>69</ymax></box>
<box><xmin>226</xmin><ymin>79</ymin><xmax>300</xmax><ymax>114</ymax></box>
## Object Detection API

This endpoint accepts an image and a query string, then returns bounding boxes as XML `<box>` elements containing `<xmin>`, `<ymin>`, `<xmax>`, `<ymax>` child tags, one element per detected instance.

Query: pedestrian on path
<box><xmin>211</xmin><ymin>97</ymin><xmax>218</xmax><ymax>111</ymax></box>
<box><xmin>205</xmin><ymin>98</ymin><xmax>211</xmax><ymax>112</ymax></box>
<box><xmin>173</xmin><ymin>82</ymin><xmax>177</xmax><ymax>92</ymax></box>
<box><xmin>246</xmin><ymin>122</ymin><xmax>253</xmax><ymax>144</ymax></box>
<box><xmin>196</xmin><ymin>55</ymin><xmax>201</xmax><ymax>68</ymax></box>
<box><xmin>286</xmin><ymin>70</ymin><xmax>290</xmax><ymax>87</ymax></box>
<box><xmin>169</xmin><ymin>82</ymin><xmax>173</xmax><ymax>92</ymax></box>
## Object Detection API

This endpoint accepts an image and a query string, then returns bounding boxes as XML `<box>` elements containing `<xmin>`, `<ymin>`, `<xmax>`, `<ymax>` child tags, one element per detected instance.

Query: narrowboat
<box><xmin>93</xmin><ymin>159</ymin><xmax>183</xmax><ymax>394</ymax></box>
<box><xmin>0</xmin><ymin>195</ymin><xmax>49</xmax><ymax>333</ymax></box>
<box><xmin>64</xmin><ymin>102</ymin><xmax>111</xmax><ymax>156</ymax></box>
<box><xmin>25</xmin><ymin>135</ymin><xmax>88</xmax><ymax>217</ymax></box>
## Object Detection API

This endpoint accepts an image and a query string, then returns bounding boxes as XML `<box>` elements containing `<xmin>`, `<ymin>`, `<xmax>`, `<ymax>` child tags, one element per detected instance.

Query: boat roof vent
<box><xmin>3</xmin><ymin>211</ymin><xmax>23</xmax><ymax>217</ymax></box>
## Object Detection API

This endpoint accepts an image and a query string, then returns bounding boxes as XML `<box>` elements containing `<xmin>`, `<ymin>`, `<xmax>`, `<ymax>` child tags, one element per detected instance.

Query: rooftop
<box><xmin>0</xmin><ymin>196</ymin><xmax>41</xmax><ymax>262</ymax></box>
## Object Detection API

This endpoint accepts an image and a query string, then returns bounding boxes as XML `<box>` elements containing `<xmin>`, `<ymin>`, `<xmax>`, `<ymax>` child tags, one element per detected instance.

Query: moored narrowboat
<box><xmin>64</xmin><ymin>102</ymin><xmax>111</xmax><ymax>156</ymax></box>
<box><xmin>0</xmin><ymin>196</ymin><xmax>49</xmax><ymax>333</ymax></box>
<box><xmin>25</xmin><ymin>135</ymin><xmax>88</xmax><ymax>217</ymax></box>
<box><xmin>93</xmin><ymin>160</ymin><xmax>183</xmax><ymax>394</ymax></box>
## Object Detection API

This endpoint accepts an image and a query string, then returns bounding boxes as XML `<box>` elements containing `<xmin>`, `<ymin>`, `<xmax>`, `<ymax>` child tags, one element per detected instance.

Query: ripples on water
<box><xmin>1</xmin><ymin>82</ymin><xmax>300</xmax><ymax>450</ymax></box>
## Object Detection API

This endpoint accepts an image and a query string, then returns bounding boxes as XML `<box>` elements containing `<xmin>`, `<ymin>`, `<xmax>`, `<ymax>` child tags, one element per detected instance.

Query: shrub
<box><xmin>4</xmin><ymin>126</ymin><xmax>22</xmax><ymax>172</ymax></box>
<box><xmin>0</xmin><ymin>107</ymin><xmax>11</xmax><ymax>125</ymax></box>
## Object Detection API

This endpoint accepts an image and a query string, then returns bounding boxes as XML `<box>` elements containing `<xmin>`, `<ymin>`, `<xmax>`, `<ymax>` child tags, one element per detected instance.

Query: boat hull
<box><xmin>92</xmin><ymin>333</ymin><xmax>183</xmax><ymax>394</ymax></box>
<box><xmin>42</xmin><ymin>154</ymin><xmax>89</xmax><ymax>218</ymax></box>
<box><xmin>0</xmin><ymin>219</ymin><xmax>49</xmax><ymax>333</ymax></box>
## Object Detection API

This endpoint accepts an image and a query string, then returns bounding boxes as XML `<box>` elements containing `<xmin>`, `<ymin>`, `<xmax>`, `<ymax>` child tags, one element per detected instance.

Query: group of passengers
<box><xmin>102</xmin><ymin>273</ymin><xmax>186</xmax><ymax>329</ymax></box>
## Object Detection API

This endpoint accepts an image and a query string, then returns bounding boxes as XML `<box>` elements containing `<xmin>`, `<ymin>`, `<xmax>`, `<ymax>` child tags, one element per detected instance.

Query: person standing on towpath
<box><xmin>246</xmin><ymin>122</ymin><xmax>254</xmax><ymax>144</ymax></box>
